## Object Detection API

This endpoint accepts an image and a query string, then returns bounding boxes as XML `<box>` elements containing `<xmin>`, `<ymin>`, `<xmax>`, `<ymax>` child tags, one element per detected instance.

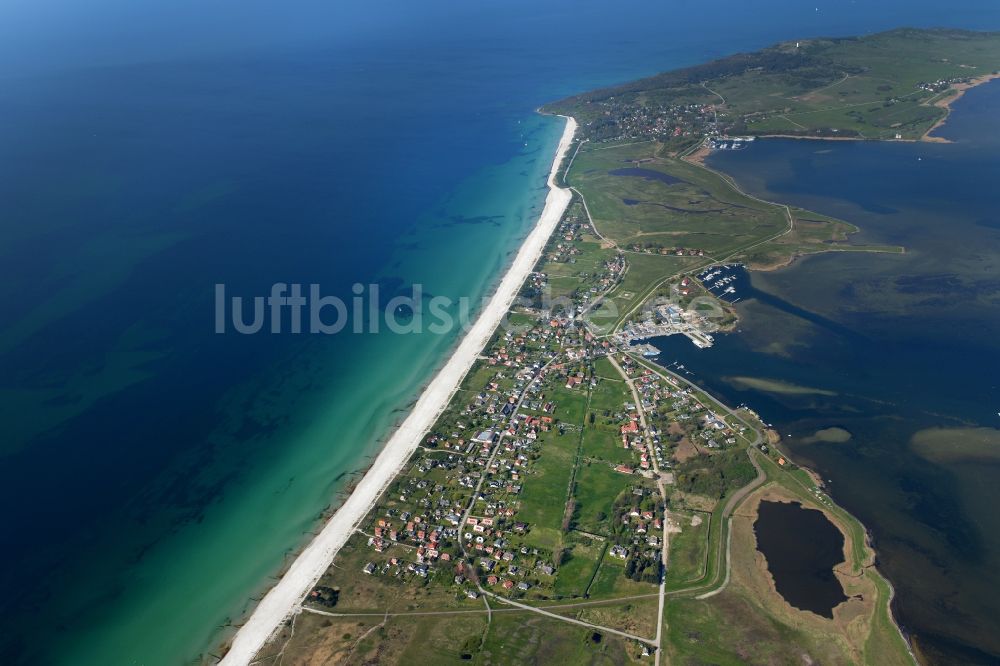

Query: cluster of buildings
<box><xmin>617</xmin><ymin>355</ymin><xmax>744</xmax><ymax>469</ymax></box>
<box><xmin>523</xmin><ymin>216</ymin><xmax>627</xmax><ymax>319</ymax></box>
<box><xmin>583</xmin><ymin>100</ymin><xmax>723</xmax><ymax>144</ymax></box>
<box><xmin>322</xmin><ymin>316</ymin><xmax>748</xmax><ymax>608</ymax></box>
<box><xmin>574</xmin><ymin>254</ymin><xmax>627</xmax><ymax>315</ymax></box>
<box><xmin>626</xmin><ymin>243</ymin><xmax>708</xmax><ymax>257</ymax></box>
<box><xmin>917</xmin><ymin>76</ymin><xmax>972</xmax><ymax>93</ymax></box>
<box><xmin>617</xmin><ymin>280</ymin><xmax>721</xmax><ymax>349</ymax></box>
<box><xmin>344</xmin><ymin>318</ymin><xmax>604</xmax><ymax>597</ymax></box>
<box><xmin>307</xmin><ymin>205</ymin><xmax>749</xmax><ymax>613</ymax></box>
<box><xmin>333</xmin><ymin>299</ymin><xmax>746</xmax><ymax>603</ymax></box>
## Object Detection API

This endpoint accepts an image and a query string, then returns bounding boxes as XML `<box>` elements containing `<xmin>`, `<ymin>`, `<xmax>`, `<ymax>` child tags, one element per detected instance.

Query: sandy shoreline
<box><xmin>923</xmin><ymin>71</ymin><xmax>1000</xmax><ymax>141</ymax></box>
<box><xmin>219</xmin><ymin>115</ymin><xmax>577</xmax><ymax>665</ymax></box>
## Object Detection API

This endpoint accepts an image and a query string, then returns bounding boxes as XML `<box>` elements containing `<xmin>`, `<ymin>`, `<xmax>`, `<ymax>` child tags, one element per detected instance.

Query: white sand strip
<box><xmin>220</xmin><ymin>115</ymin><xmax>576</xmax><ymax>665</ymax></box>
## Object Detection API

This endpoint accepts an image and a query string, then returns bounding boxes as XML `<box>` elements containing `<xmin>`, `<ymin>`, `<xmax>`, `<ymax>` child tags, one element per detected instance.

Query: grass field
<box><xmin>665</xmin><ymin>591</ymin><xmax>834</xmax><ymax>665</ymax></box>
<box><xmin>477</xmin><ymin>612</ymin><xmax>645</xmax><ymax>665</ymax></box>
<box><xmin>548</xmin><ymin>384</ymin><xmax>590</xmax><ymax>428</ymax></box>
<box><xmin>581</xmin><ymin>427</ymin><xmax>633</xmax><ymax>465</ymax></box>
<box><xmin>518</xmin><ymin>429</ymin><xmax>577</xmax><ymax>549</ymax></box>
<box><xmin>665</xmin><ymin>510</ymin><xmax>711</xmax><ymax>585</ymax></box>
<box><xmin>573</xmin><ymin>461</ymin><xmax>629</xmax><ymax>534</ymax></box>
<box><xmin>665</xmin><ymin>496</ymin><xmax>726</xmax><ymax>594</ymax></box>
<box><xmin>553</xmin><ymin>540</ymin><xmax>606</xmax><ymax>598</ymax></box>
<box><xmin>593</xmin><ymin>356</ymin><xmax>626</xmax><ymax>381</ymax></box>
<box><xmin>550</xmin><ymin>598</ymin><xmax>660</xmax><ymax>639</ymax></box>
<box><xmin>589</xmin><ymin>556</ymin><xmax>657</xmax><ymax>599</ymax></box>
<box><xmin>587</xmin><ymin>372</ymin><xmax>628</xmax><ymax>408</ymax></box>
<box><xmin>582</xmin><ymin>374</ymin><xmax>635</xmax><ymax>465</ymax></box>
<box><xmin>572</xmin><ymin>147</ymin><xmax>788</xmax><ymax>256</ymax></box>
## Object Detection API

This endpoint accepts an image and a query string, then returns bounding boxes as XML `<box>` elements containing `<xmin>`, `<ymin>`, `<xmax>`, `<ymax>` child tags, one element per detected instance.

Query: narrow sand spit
<box><xmin>220</xmin><ymin>115</ymin><xmax>577</xmax><ymax>665</ymax></box>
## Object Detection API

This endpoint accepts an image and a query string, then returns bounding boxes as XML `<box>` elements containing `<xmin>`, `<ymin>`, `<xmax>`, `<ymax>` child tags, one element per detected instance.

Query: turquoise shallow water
<box><xmin>0</xmin><ymin>54</ymin><xmax>568</xmax><ymax>663</ymax></box>
<box><xmin>3</xmin><ymin>108</ymin><xmax>567</xmax><ymax>665</ymax></box>
<box><xmin>1</xmin><ymin>1</ymin><xmax>998</xmax><ymax>664</ymax></box>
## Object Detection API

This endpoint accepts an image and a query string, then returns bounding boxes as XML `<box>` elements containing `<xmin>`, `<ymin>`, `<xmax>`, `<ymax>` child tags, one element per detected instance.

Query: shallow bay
<box><xmin>652</xmin><ymin>80</ymin><xmax>1000</xmax><ymax>663</ymax></box>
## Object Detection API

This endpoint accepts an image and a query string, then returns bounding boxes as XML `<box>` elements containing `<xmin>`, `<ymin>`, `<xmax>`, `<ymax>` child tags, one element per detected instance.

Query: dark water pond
<box><xmin>754</xmin><ymin>500</ymin><xmax>848</xmax><ymax>618</ymax></box>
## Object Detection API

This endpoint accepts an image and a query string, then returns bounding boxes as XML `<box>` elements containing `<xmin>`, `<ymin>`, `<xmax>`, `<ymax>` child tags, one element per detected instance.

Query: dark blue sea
<box><xmin>0</xmin><ymin>1</ymin><xmax>997</xmax><ymax>663</ymax></box>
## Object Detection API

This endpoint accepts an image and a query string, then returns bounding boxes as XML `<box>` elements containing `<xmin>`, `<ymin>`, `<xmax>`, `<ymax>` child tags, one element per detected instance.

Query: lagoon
<box><xmin>651</xmin><ymin>78</ymin><xmax>1000</xmax><ymax>662</ymax></box>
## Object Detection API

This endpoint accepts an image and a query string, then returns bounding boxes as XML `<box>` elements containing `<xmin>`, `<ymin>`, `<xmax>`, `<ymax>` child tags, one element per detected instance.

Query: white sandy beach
<box><xmin>220</xmin><ymin>115</ymin><xmax>577</xmax><ymax>665</ymax></box>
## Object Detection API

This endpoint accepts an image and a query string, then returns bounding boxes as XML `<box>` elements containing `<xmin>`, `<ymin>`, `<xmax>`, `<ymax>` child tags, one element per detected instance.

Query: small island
<box><xmin>223</xmin><ymin>28</ymin><xmax>1000</xmax><ymax>665</ymax></box>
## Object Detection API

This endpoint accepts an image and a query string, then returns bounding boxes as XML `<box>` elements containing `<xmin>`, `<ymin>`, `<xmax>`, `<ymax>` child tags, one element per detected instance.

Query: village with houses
<box><xmin>287</xmin><ymin>195</ymin><xmax>767</xmax><ymax>663</ymax></box>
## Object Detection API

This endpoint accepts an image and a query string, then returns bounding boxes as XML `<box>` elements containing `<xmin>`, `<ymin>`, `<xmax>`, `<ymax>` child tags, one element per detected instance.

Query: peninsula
<box><xmin>219</xmin><ymin>28</ymin><xmax>1000</xmax><ymax>665</ymax></box>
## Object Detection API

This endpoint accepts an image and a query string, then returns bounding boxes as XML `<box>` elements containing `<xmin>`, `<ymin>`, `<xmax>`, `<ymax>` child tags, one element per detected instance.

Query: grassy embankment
<box><xmin>660</xmin><ymin>449</ymin><xmax>912</xmax><ymax>666</ymax></box>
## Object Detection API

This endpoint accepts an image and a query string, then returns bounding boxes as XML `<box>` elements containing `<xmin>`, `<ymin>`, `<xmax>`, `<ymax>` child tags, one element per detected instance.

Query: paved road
<box><xmin>607</xmin><ymin>353</ymin><xmax>670</xmax><ymax>665</ymax></box>
<box><xmin>457</xmin><ymin>356</ymin><xmax>559</xmax><ymax>540</ymax></box>
<box><xmin>451</xmin><ymin>353</ymin><xmax>663</xmax><ymax>646</ymax></box>
<box><xmin>628</xmin><ymin>354</ymin><xmax>769</xmax><ymax>601</ymax></box>
<box><xmin>695</xmin><ymin>446</ymin><xmax>765</xmax><ymax>600</ymax></box>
